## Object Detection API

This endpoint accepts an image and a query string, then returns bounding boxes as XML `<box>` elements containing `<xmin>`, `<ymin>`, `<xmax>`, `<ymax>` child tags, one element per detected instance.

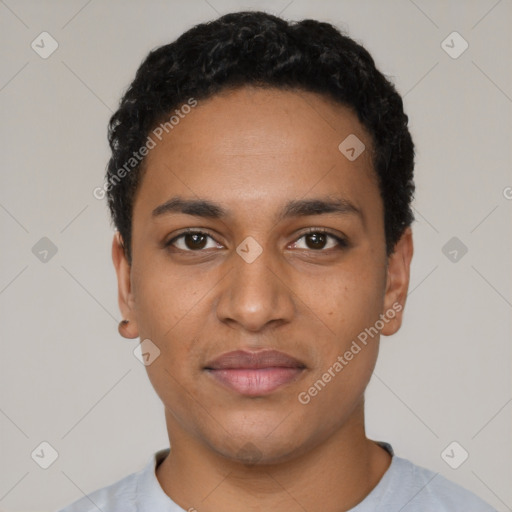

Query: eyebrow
<box><xmin>152</xmin><ymin>195</ymin><xmax>363</xmax><ymax>224</ymax></box>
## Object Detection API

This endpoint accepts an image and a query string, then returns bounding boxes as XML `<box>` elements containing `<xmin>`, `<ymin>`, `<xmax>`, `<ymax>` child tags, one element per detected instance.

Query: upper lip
<box><xmin>204</xmin><ymin>349</ymin><xmax>306</xmax><ymax>370</ymax></box>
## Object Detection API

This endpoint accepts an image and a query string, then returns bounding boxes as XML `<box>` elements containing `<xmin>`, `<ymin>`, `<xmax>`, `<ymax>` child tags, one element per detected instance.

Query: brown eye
<box><xmin>166</xmin><ymin>230</ymin><xmax>221</xmax><ymax>252</ymax></box>
<box><xmin>183</xmin><ymin>233</ymin><xmax>208</xmax><ymax>250</ymax></box>
<box><xmin>292</xmin><ymin>230</ymin><xmax>347</xmax><ymax>251</ymax></box>
<box><xmin>305</xmin><ymin>232</ymin><xmax>328</xmax><ymax>250</ymax></box>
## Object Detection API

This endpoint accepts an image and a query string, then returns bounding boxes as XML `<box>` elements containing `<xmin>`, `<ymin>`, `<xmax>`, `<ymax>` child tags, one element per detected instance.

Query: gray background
<box><xmin>0</xmin><ymin>0</ymin><xmax>511</xmax><ymax>510</ymax></box>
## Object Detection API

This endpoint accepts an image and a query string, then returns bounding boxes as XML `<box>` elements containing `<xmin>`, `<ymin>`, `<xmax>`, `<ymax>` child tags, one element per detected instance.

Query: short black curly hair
<box><xmin>105</xmin><ymin>10</ymin><xmax>415</xmax><ymax>264</ymax></box>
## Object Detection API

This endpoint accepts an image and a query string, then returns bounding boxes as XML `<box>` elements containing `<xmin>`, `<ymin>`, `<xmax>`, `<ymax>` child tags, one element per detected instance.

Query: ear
<box><xmin>380</xmin><ymin>227</ymin><xmax>414</xmax><ymax>336</ymax></box>
<box><xmin>112</xmin><ymin>232</ymin><xmax>139</xmax><ymax>339</ymax></box>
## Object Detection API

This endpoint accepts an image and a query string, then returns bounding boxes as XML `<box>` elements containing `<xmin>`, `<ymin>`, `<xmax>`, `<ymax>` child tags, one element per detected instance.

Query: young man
<box><xmin>58</xmin><ymin>10</ymin><xmax>497</xmax><ymax>512</ymax></box>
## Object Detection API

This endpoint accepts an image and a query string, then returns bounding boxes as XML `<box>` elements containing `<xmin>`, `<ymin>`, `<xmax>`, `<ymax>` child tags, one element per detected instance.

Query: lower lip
<box><xmin>206</xmin><ymin>367</ymin><xmax>305</xmax><ymax>396</ymax></box>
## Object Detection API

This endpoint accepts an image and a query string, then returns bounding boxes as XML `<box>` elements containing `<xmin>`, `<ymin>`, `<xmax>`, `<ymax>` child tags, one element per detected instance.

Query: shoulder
<box><xmin>56</xmin><ymin>471</ymin><xmax>138</xmax><ymax>512</ymax></box>
<box><xmin>385</xmin><ymin>456</ymin><xmax>498</xmax><ymax>511</ymax></box>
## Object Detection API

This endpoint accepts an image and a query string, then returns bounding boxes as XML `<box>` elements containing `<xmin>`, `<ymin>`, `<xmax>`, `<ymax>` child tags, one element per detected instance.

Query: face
<box><xmin>113</xmin><ymin>86</ymin><xmax>413</xmax><ymax>464</ymax></box>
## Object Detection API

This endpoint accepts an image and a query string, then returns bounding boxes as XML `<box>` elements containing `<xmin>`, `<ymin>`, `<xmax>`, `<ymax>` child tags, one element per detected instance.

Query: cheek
<box><xmin>131</xmin><ymin>258</ymin><xmax>221</xmax><ymax>381</ymax></box>
<box><xmin>131</xmin><ymin>258</ymin><xmax>209</xmax><ymax>340</ymax></box>
<box><xmin>296</xmin><ymin>269</ymin><xmax>383</xmax><ymax>416</ymax></box>
<box><xmin>295</xmin><ymin>261</ymin><xmax>385</xmax><ymax>341</ymax></box>
<box><xmin>137</xmin><ymin>269</ymin><xmax>205</xmax><ymax>411</ymax></box>
<box><xmin>291</xmin><ymin>259</ymin><xmax>385</xmax><ymax>404</ymax></box>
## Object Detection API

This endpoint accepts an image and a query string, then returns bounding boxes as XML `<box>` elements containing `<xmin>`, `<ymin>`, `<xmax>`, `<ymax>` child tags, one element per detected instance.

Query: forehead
<box><xmin>133</xmin><ymin>86</ymin><xmax>380</xmax><ymax>226</ymax></box>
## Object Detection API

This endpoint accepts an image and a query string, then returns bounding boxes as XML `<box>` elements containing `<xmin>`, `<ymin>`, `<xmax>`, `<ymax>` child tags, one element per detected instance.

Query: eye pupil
<box><xmin>306</xmin><ymin>232</ymin><xmax>326</xmax><ymax>249</ymax></box>
<box><xmin>186</xmin><ymin>233</ymin><xmax>207</xmax><ymax>250</ymax></box>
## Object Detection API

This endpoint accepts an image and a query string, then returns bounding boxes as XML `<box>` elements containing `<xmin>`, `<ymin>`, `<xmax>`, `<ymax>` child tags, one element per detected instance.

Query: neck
<box><xmin>156</xmin><ymin>403</ymin><xmax>392</xmax><ymax>512</ymax></box>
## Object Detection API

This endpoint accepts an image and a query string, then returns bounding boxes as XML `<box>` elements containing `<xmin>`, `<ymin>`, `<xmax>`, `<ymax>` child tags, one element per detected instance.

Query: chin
<box><xmin>216</xmin><ymin>440</ymin><xmax>303</xmax><ymax>466</ymax></box>
<box><xmin>204</xmin><ymin>418</ymin><xmax>314</xmax><ymax>466</ymax></box>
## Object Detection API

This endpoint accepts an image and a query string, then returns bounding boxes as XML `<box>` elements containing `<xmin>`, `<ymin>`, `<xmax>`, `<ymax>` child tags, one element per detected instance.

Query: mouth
<box><xmin>204</xmin><ymin>349</ymin><xmax>307</xmax><ymax>396</ymax></box>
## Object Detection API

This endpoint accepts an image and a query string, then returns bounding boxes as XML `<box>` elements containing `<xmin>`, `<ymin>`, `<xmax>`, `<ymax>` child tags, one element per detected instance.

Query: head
<box><xmin>109</xmin><ymin>11</ymin><xmax>414</xmax><ymax>464</ymax></box>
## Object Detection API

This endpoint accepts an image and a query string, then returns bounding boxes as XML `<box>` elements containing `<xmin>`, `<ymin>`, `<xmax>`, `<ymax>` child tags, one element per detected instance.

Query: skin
<box><xmin>112</xmin><ymin>86</ymin><xmax>413</xmax><ymax>512</ymax></box>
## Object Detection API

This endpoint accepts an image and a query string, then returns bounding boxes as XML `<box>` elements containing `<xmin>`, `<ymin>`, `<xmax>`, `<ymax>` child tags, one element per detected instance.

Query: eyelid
<box><xmin>165</xmin><ymin>227</ymin><xmax>349</xmax><ymax>252</ymax></box>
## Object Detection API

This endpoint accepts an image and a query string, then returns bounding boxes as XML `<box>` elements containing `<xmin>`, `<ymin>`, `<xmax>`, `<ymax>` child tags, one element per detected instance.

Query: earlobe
<box><xmin>112</xmin><ymin>232</ymin><xmax>139</xmax><ymax>339</ymax></box>
<box><xmin>380</xmin><ymin>227</ymin><xmax>414</xmax><ymax>336</ymax></box>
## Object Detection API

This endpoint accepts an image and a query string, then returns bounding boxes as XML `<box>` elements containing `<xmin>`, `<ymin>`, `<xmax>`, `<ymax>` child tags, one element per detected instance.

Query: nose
<box><xmin>215</xmin><ymin>245</ymin><xmax>296</xmax><ymax>333</ymax></box>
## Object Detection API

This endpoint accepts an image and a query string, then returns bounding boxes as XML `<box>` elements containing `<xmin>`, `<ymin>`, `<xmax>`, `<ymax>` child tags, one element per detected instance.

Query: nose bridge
<box><xmin>216</xmin><ymin>241</ymin><xmax>294</xmax><ymax>332</ymax></box>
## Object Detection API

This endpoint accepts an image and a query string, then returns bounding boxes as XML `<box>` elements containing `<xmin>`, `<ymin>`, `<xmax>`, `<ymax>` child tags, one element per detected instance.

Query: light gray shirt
<box><xmin>56</xmin><ymin>443</ymin><xmax>497</xmax><ymax>511</ymax></box>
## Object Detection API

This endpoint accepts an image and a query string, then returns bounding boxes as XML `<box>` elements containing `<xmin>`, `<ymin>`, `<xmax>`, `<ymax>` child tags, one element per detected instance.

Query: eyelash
<box><xmin>165</xmin><ymin>228</ymin><xmax>348</xmax><ymax>253</ymax></box>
